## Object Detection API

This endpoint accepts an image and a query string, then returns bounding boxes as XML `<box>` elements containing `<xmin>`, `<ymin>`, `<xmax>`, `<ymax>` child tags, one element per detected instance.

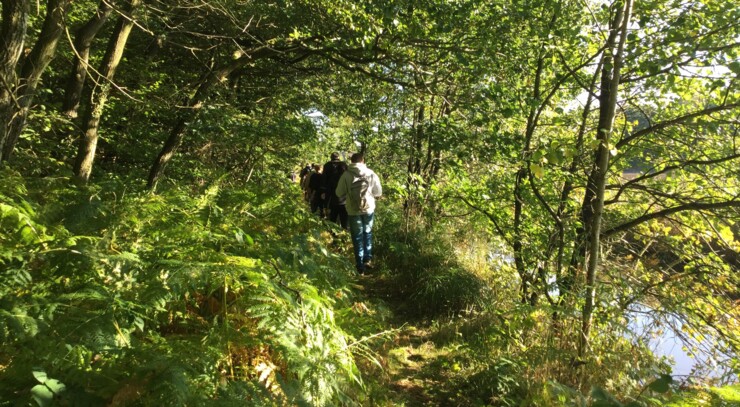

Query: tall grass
<box><xmin>373</xmin><ymin>206</ymin><xmax>496</xmax><ymax>319</ymax></box>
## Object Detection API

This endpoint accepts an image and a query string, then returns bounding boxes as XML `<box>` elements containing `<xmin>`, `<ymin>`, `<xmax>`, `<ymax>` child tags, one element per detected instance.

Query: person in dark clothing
<box><xmin>300</xmin><ymin>163</ymin><xmax>316</xmax><ymax>202</ymax></box>
<box><xmin>299</xmin><ymin>163</ymin><xmax>311</xmax><ymax>186</ymax></box>
<box><xmin>321</xmin><ymin>152</ymin><xmax>348</xmax><ymax>228</ymax></box>
<box><xmin>308</xmin><ymin>164</ymin><xmax>325</xmax><ymax>217</ymax></box>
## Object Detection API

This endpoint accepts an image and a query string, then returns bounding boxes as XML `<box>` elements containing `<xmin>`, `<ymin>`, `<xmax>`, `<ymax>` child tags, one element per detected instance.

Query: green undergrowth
<box><xmin>372</xmin><ymin>209</ymin><xmax>496</xmax><ymax>319</ymax></box>
<box><xmin>345</xmin><ymin>206</ymin><xmax>740</xmax><ymax>406</ymax></box>
<box><xmin>351</xmin><ymin>208</ymin><xmax>532</xmax><ymax>405</ymax></box>
<box><xmin>0</xmin><ymin>169</ymin><xmax>369</xmax><ymax>406</ymax></box>
<box><xmin>2</xmin><ymin>169</ymin><xmax>737</xmax><ymax>406</ymax></box>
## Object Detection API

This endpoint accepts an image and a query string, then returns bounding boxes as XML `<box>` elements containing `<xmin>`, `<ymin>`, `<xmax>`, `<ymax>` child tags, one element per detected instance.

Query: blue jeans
<box><xmin>348</xmin><ymin>213</ymin><xmax>374</xmax><ymax>272</ymax></box>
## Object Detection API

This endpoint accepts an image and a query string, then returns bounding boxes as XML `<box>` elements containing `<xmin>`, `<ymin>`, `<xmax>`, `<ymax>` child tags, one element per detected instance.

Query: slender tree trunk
<box><xmin>146</xmin><ymin>53</ymin><xmax>271</xmax><ymax>190</ymax></box>
<box><xmin>413</xmin><ymin>105</ymin><xmax>423</xmax><ymax>175</ymax></box>
<box><xmin>62</xmin><ymin>0</ymin><xmax>113</xmax><ymax>118</ymax></box>
<box><xmin>404</xmin><ymin>103</ymin><xmax>424</xmax><ymax>216</ymax></box>
<box><xmin>579</xmin><ymin>0</ymin><xmax>632</xmax><ymax>357</ymax></box>
<box><xmin>73</xmin><ymin>0</ymin><xmax>141</xmax><ymax>182</ymax></box>
<box><xmin>1</xmin><ymin>0</ymin><xmax>72</xmax><ymax>161</ymax></box>
<box><xmin>146</xmin><ymin>96</ymin><xmax>204</xmax><ymax>189</ymax></box>
<box><xmin>0</xmin><ymin>0</ymin><xmax>29</xmax><ymax>159</ymax></box>
<box><xmin>555</xmin><ymin>60</ymin><xmax>602</xmax><ymax>304</ymax></box>
<box><xmin>513</xmin><ymin>36</ymin><xmax>548</xmax><ymax>304</ymax></box>
<box><xmin>513</xmin><ymin>167</ymin><xmax>529</xmax><ymax>302</ymax></box>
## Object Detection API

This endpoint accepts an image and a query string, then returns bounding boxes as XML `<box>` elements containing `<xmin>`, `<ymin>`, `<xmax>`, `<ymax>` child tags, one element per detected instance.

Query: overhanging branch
<box><xmin>602</xmin><ymin>198</ymin><xmax>740</xmax><ymax>237</ymax></box>
<box><xmin>616</xmin><ymin>102</ymin><xmax>740</xmax><ymax>149</ymax></box>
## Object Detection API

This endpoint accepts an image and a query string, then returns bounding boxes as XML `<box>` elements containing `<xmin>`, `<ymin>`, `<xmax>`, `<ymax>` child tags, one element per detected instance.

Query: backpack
<box><xmin>350</xmin><ymin>173</ymin><xmax>371</xmax><ymax>212</ymax></box>
<box><xmin>324</xmin><ymin>161</ymin><xmax>345</xmax><ymax>185</ymax></box>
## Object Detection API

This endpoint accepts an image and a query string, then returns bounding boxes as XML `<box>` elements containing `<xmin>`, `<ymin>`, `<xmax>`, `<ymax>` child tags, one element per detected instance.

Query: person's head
<box><xmin>350</xmin><ymin>153</ymin><xmax>364</xmax><ymax>164</ymax></box>
<box><xmin>313</xmin><ymin>164</ymin><xmax>321</xmax><ymax>171</ymax></box>
<box><xmin>330</xmin><ymin>152</ymin><xmax>340</xmax><ymax>161</ymax></box>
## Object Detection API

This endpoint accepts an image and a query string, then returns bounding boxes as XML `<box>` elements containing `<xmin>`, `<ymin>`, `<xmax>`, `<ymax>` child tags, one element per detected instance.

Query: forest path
<box><xmin>314</xmin><ymin>205</ymin><xmax>463</xmax><ymax>404</ymax></box>
<box><xmin>354</xmin><ymin>272</ymin><xmax>461</xmax><ymax>406</ymax></box>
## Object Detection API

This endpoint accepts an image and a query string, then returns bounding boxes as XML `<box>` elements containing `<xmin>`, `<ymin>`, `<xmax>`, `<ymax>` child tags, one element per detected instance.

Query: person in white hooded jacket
<box><xmin>335</xmin><ymin>152</ymin><xmax>382</xmax><ymax>274</ymax></box>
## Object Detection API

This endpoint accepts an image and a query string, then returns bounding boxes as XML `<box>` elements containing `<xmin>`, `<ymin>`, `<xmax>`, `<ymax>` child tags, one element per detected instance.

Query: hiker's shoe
<box><xmin>363</xmin><ymin>261</ymin><xmax>374</xmax><ymax>270</ymax></box>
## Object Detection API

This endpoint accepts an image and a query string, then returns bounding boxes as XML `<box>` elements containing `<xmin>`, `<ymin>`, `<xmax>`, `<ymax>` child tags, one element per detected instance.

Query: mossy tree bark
<box><xmin>73</xmin><ymin>0</ymin><xmax>141</xmax><ymax>182</ymax></box>
<box><xmin>1</xmin><ymin>0</ymin><xmax>72</xmax><ymax>161</ymax></box>
<box><xmin>0</xmin><ymin>0</ymin><xmax>29</xmax><ymax>161</ymax></box>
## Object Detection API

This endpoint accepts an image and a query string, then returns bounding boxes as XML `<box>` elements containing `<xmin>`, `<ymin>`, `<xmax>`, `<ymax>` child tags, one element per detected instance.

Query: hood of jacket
<box><xmin>347</xmin><ymin>163</ymin><xmax>372</xmax><ymax>178</ymax></box>
<box><xmin>336</xmin><ymin>162</ymin><xmax>381</xmax><ymax>215</ymax></box>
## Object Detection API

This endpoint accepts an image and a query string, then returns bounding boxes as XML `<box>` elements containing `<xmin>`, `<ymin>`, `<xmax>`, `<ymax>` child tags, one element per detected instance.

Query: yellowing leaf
<box><xmin>531</xmin><ymin>164</ymin><xmax>545</xmax><ymax>178</ymax></box>
<box><xmin>719</xmin><ymin>226</ymin><xmax>734</xmax><ymax>243</ymax></box>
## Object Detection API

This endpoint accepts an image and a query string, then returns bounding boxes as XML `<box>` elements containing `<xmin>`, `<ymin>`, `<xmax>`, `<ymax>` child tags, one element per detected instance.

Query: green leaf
<box><xmin>32</xmin><ymin>370</ymin><xmax>48</xmax><ymax>384</ymax></box>
<box><xmin>546</xmin><ymin>150</ymin><xmax>563</xmax><ymax>165</ymax></box>
<box><xmin>530</xmin><ymin>164</ymin><xmax>545</xmax><ymax>179</ymax></box>
<box><xmin>729</xmin><ymin>61</ymin><xmax>740</xmax><ymax>75</ymax></box>
<box><xmin>134</xmin><ymin>316</ymin><xmax>144</xmax><ymax>332</ymax></box>
<box><xmin>44</xmin><ymin>379</ymin><xmax>66</xmax><ymax>394</ymax></box>
<box><xmin>31</xmin><ymin>385</ymin><xmax>54</xmax><ymax>407</ymax></box>
<box><xmin>719</xmin><ymin>226</ymin><xmax>734</xmax><ymax>242</ymax></box>
<box><xmin>648</xmin><ymin>374</ymin><xmax>673</xmax><ymax>393</ymax></box>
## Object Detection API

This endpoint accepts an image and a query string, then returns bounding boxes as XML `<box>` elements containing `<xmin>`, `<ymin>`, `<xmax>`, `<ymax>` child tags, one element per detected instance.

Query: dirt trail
<box><xmin>355</xmin><ymin>273</ymin><xmax>459</xmax><ymax>406</ymax></box>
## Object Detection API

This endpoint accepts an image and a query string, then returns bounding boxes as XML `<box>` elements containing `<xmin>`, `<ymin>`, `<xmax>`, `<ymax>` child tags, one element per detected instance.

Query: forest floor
<box><xmin>353</xmin><ymin>271</ymin><xmax>463</xmax><ymax>406</ymax></box>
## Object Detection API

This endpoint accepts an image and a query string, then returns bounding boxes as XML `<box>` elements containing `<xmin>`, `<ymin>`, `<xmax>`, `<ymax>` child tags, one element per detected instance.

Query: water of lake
<box><xmin>626</xmin><ymin>305</ymin><xmax>738</xmax><ymax>384</ymax></box>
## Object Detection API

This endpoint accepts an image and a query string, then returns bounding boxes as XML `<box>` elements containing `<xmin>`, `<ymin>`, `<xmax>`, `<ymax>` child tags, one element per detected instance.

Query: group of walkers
<box><xmin>298</xmin><ymin>152</ymin><xmax>383</xmax><ymax>275</ymax></box>
<box><xmin>300</xmin><ymin>152</ymin><xmax>347</xmax><ymax>226</ymax></box>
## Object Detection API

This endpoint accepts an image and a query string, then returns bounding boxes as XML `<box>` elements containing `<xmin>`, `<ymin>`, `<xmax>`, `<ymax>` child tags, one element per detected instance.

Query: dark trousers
<box><xmin>328</xmin><ymin>204</ymin><xmax>348</xmax><ymax>229</ymax></box>
<box><xmin>311</xmin><ymin>197</ymin><xmax>325</xmax><ymax>217</ymax></box>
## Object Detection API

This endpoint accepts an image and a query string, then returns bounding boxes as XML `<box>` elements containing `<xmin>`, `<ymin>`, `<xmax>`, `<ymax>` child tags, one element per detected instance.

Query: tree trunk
<box><xmin>578</xmin><ymin>0</ymin><xmax>632</xmax><ymax>357</ymax></box>
<box><xmin>62</xmin><ymin>0</ymin><xmax>113</xmax><ymax>118</ymax></box>
<box><xmin>73</xmin><ymin>0</ymin><xmax>141</xmax><ymax>182</ymax></box>
<box><xmin>514</xmin><ymin>38</ymin><xmax>548</xmax><ymax>304</ymax></box>
<box><xmin>555</xmin><ymin>60</ymin><xmax>602</xmax><ymax>305</ymax></box>
<box><xmin>513</xmin><ymin>167</ymin><xmax>529</xmax><ymax>302</ymax></box>
<box><xmin>1</xmin><ymin>0</ymin><xmax>71</xmax><ymax>161</ymax></box>
<box><xmin>404</xmin><ymin>103</ymin><xmax>424</xmax><ymax>216</ymax></box>
<box><xmin>0</xmin><ymin>0</ymin><xmax>29</xmax><ymax>158</ymax></box>
<box><xmin>146</xmin><ymin>54</ymin><xmax>265</xmax><ymax>190</ymax></box>
<box><xmin>146</xmin><ymin>99</ymin><xmax>202</xmax><ymax>190</ymax></box>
